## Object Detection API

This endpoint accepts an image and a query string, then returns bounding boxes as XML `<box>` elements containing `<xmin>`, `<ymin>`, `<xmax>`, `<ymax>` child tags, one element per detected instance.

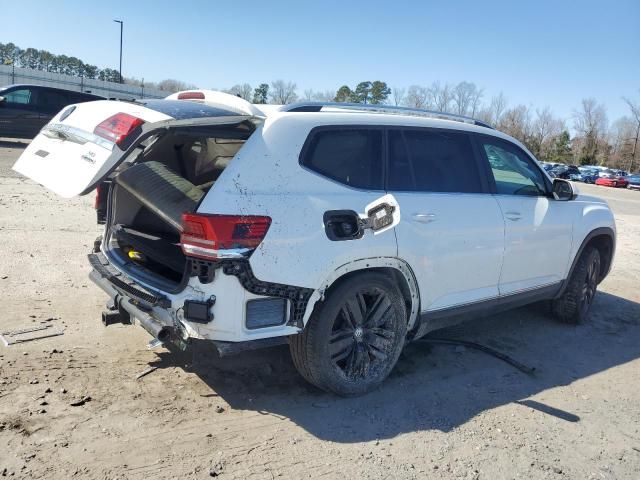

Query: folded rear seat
<box><xmin>115</xmin><ymin>161</ymin><xmax>204</xmax><ymax>232</ymax></box>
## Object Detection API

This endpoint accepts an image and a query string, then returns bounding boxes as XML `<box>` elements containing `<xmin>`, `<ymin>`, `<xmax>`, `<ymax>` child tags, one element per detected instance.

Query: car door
<box><xmin>0</xmin><ymin>87</ymin><xmax>40</xmax><ymax>138</ymax></box>
<box><xmin>388</xmin><ymin>127</ymin><xmax>505</xmax><ymax>312</ymax></box>
<box><xmin>475</xmin><ymin>134</ymin><xmax>573</xmax><ymax>295</ymax></box>
<box><xmin>36</xmin><ymin>88</ymin><xmax>71</xmax><ymax>130</ymax></box>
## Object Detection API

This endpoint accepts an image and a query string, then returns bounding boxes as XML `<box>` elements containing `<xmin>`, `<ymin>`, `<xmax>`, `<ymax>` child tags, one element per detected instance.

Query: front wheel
<box><xmin>290</xmin><ymin>272</ymin><xmax>407</xmax><ymax>396</ymax></box>
<box><xmin>552</xmin><ymin>247</ymin><xmax>601</xmax><ymax>324</ymax></box>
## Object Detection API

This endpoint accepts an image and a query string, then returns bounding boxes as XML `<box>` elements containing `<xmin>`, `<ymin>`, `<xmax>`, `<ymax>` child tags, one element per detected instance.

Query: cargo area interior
<box><xmin>105</xmin><ymin>123</ymin><xmax>254</xmax><ymax>289</ymax></box>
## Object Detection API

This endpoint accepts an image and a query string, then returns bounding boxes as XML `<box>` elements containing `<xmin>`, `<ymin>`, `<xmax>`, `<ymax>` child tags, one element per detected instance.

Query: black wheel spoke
<box><xmin>589</xmin><ymin>264</ymin><xmax>598</xmax><ymax>285</ymax></box>
<box><xmin>340</xmin><ymin>306</ymin><xmax>357</xmax><ymax>330</ymax></box>
<box><xmin>353</xmin><ymin>343</ymin><xmax>367</xmax><ymax>377</ymax></box>
<box><xmin>345</xmin><ymin>296</ymin><xmax>365</xmax><ymax>326</ymax></box>
<box><xmin>365</xmin><ymin>294</ymin><xmax>392</xmax><ymax>328</ymax></box>
<box><xmin>360</xmin><ymin>346</ymin><xmax>371</xmax><ymax>376</ymax></box>
<box><xmin>329</xmin><ymin>328</ymin><xmax>354</xmax><ymax>362</ymax></box>
<box><xmin>366</xmin><ymin>330</ymin><xmax>393</xmax><ymax>351</ymax></box>
<box><xmin>356</xmin><ymin>292</ymin><xmax>367</xmax><ymax>318</ymax></box>
<box><xmin>369</xmin><ymin>327</ymin><xmax>394</xmax><ymax>340</ymax></box>
<box><xmin>366</xmin><ymin>343</ymin><xmax>388</xmax><ymax>361</ymax></box>
<box><xmin>345</xmin><ymin>344</ymin><xmax>361</xmax><ymax>377</ymax></box>
<box><xmin>330</xmin><ymin>327</ymin><xmax>353</xmax><ymax>341</ymax></box>
<box><xmin>330</xmin><ymin>336</ymin><xmax>354</xmax><ymax>362</ymax></box>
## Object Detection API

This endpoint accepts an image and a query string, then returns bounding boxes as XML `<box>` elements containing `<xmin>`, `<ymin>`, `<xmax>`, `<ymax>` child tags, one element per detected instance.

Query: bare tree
<box><xmin>269</xmin><ymin>80</ymin><xmax>298</xmax><ymax>104</ymax></box>
<box><xmin>573</xmin><ymin>98</ymin><xmax>608</xmax><ymax>165</ymax></box>
<box><xmin>622</xmin><ymin>92</ymin><xmax>640</xmax><ymax>171</ymax></box>
<box><xmin>478</xmin><ymin>92</ymin><xmax>508</xmax><ymax>126</ymax></box>
<box><xmin>392</xmin><ymin>87</ymin><xmax>406</xmax><ymax>106</ymax></box>
<box><xmin>499</xmin><ymin>105</ymin><xmax>532</xmax><ymax>146</ymax></box>
<box><xmin>609</xmin><ymin>117</ymin><xmax>637</xmax><ymax>169</ymax></box>
<box><xmin>157</xmin><ymin>79</ymin><xmax>196</xmax><ymax>93</ymax></box>
<box><xmin>530</xmin><ymin>107</ymin><xmax>564</xmax><ymax>159</ymax></box>
<box><xmin>303</xmin><ymin>89</ymin><xmax>314</xmax><ymax>101</ymax></box>
<box><xmin>428</xmin><ymin>82</ymin><xmax>453</xmax><ymax>112</ymax></box>
<box><xmin>469</xmin><ymin>85</ymin><xmax>484</xmax><ymax>117</ymax></box>
<box><xmin>451</xmin><ymin>81</ymin><xmax>483</xmax><ymax>116</ymax></box>
<box><xmin>490</xmin><ymin>92</ymin><xmax>507</xmax><ymax>124</ymax></box>
<box><xmin>312</xmin><ymin>90</ymin><xmax>335</xmax><ymax>102</ymax></box>
<box><xmin>228</xmin><ymin>83</ymin><xmax>253</xmax><ymax>100</ymax></box>
<box><xmin>404</xmin><ymin>85</ymin><xmax>428</xmax><ymax>109</ymax></box>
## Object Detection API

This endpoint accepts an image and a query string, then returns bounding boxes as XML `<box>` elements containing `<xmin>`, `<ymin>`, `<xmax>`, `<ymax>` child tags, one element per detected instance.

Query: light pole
<box><xmin>113</xmin><ymin>20</ymin><xmax>123</xmax><ymax>83</ymax></box>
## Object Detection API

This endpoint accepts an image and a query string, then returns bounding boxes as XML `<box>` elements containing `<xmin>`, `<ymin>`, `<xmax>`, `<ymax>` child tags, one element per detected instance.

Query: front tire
<box><xmin>552</xmin><ymin>246</ymin><xmax>601</xmax><ymax>324</ymax></box>
<box><xmin>290</xmin><ymin>272</ymin><xmax>407</xmax><ymax>396</ymax></box>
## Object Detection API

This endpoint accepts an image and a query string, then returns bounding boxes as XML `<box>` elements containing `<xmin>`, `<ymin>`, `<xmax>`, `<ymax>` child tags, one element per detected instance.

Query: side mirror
<box><xmin>0</xmin><ymin>96</ymin><xmax>5</xmax><ymax>106</ymax></box>
<box><xmin>552</xmin><ymin>178</ymin><xmax>575</xmax><ymax>201</ymax></box>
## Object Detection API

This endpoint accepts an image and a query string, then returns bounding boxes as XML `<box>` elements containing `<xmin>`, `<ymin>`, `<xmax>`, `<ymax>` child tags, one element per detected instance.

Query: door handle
<box><xmin>412</xmin><ymin>213</ymin><xmax>437</xmax><ymax>224</ymax></box>
<box><xmin>504</xmin><ymin>211</ymin><xmax>522</xmax><ymax>221</ymax></box>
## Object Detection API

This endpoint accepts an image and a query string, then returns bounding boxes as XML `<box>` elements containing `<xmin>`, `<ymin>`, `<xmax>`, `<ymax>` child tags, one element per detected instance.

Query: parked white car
<box><xmin>13</xmin><ymin>90</ymin><xmax>616</xmax><ymax>395</ymax></box>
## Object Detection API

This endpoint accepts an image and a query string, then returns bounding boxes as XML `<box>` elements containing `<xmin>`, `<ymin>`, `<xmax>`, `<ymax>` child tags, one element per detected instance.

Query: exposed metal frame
<box><xmin>281</xmin><ymin>102</ymin><xmax>493</xmax><ymax>129</ymax></box>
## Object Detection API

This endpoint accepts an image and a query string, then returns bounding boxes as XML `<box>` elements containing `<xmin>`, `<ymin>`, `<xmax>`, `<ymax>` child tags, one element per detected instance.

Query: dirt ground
<box><xmin>0</xmin><ymin>139</ymin><xmax>639</xmax><ymax>480</ymax></box>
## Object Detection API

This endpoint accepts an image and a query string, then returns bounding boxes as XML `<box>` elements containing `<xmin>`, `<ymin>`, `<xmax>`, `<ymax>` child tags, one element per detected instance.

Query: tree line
<box><xmin>228</xmin><ymin>80</ymin><xmax>639</xmax><ymax>171</ymax></box>
<box><xmin>2</xmin><ymin>42</ymin><xmax>637</xmax><ymax>170</ymax></box>
<box><xmin>0</xmin><ymin>42</ymin><xmax>195</xmax><ymax>92</ymax></box>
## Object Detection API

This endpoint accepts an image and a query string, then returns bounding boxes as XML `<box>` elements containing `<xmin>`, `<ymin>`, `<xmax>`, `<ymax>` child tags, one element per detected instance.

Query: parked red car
<box><xmin>595</xmin><ymin>176</ymin><xmax>629</xmax><ymax>188</ymax></box>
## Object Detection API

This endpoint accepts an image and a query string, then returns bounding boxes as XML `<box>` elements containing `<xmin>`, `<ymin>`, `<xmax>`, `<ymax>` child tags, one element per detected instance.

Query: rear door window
<box><xmin>38</xmin><ymin>89</ymin><xmax>70</xmax><ymax>114</ymax></box>
<box><xmin>387</xmin><ymin>128</ymin><xmax>483</xmax><ymax>193</ymax></box>
<box><xmin>301</xmin><ymin>128</ymin><xmax>383</xmax><ymax>190</ymax></box>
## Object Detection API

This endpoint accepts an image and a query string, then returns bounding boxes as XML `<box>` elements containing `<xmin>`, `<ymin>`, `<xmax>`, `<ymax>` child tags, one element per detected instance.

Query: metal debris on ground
<box><xmin>135</xmin><ymin>366</ymin><xmax>158</xmax><ymax>380</ymax></box>
<box><xmin>147</xmin><ymin>339</ymin><xmax>164</xmax><ymax>350</ymax></box>
<box><xmin>0</xmin><ymin>325</ymin><xmax>64</xmax><ymax>346</ymax></box>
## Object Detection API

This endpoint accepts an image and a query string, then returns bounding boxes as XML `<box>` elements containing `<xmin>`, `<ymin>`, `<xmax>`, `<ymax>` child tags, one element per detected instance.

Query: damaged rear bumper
<box><xmin>88</xmin><ymin>251</ymin><xmax>305</xmax><ymax>355</ymax></box>
<box><xmin>88</xmin><ymin>252</ymin><xmax>176</xmax><ymax>342</ymax></box>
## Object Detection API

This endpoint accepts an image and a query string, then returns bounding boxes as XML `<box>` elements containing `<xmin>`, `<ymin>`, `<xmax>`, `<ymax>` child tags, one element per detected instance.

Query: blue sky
<box><xmin>2</xmin><ymin>0</ymin><xmax>639</xmax><ymax>121</ymax></box>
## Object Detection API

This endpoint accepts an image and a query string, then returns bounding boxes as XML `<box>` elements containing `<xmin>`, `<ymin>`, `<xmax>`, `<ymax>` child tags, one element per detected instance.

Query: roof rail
<box><xmin>280</xmin><ymin>102</ymin><xmax>493</xmax><ymax>129</ymax></box>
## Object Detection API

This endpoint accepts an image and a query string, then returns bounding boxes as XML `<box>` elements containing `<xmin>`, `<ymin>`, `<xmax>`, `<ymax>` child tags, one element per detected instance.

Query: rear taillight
<box><xmin>94</xmin><ymin>184</ymin><xmax>101</xmax><ymax>209</ymax></box>
<box><xmin>177</xmin><ymin>91</ymin><xmax>205</xmax><ymax>101</ymax></box>
<box><xmin>180</xmin><ymin>213</ymin><xmax>271</xmax><ymax>260</ymax></box>
<box><xmin>94</xmin><ymin>113</ymin><xmax>144</xmax><ymax>148</ymax></box>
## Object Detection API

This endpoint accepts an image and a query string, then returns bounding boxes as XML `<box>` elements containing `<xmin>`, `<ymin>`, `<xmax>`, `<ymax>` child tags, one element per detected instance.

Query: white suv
<box><xmin>14</xmin><ymin>90</ymin><xmax>616</xmax><ymax>396</ymax></box>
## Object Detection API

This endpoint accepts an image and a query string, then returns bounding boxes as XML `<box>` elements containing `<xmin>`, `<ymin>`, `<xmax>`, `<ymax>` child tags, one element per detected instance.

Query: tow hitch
<box><xmin>101</xmin><ymin>295</ymin><xmax>132</xmax><ymax>326</ymax></box>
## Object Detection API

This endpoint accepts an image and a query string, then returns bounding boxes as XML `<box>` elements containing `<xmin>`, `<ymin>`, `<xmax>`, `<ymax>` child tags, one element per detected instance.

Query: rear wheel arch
<box><xmin>303</xmin><ymin>258</ymin><xmax>420</xmax><ymax>331</ymax></box>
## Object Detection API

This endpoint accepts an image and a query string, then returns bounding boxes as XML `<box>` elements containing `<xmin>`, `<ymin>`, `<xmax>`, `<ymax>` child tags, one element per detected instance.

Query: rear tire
<box><xmin>552</xmin><ymin>246</ymin><xmax>601</xmax><ymax>324</ymax></box>
<box><xmin>290</xmin><ymin>272</ymin><xmax>407</xmax><ymax>396</ymax></box>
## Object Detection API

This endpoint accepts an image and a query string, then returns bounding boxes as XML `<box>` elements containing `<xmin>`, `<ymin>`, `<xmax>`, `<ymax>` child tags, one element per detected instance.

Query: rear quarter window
<box><xmin>300</xmin><ymin>128</ymin><xmax>383</xmax><ymax>190</ymax></box>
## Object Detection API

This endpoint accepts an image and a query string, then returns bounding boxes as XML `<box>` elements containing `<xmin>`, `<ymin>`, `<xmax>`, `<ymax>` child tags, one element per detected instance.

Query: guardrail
<box><xmin>0</xmin><ymin>65</ymin><xmax>166</xmax><ymax>99</ymax></box>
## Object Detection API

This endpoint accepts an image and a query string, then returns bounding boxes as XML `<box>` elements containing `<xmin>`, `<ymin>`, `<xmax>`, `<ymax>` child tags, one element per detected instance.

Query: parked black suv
<box><xmin>551</xmin><ymin>164</ymin><xmax>580</xmax><ymax>179</ymax></box>
<box><xmin>0</xmin><ymin>84</ymin><xmax>104</xmax><ymax>139</ymax></box>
